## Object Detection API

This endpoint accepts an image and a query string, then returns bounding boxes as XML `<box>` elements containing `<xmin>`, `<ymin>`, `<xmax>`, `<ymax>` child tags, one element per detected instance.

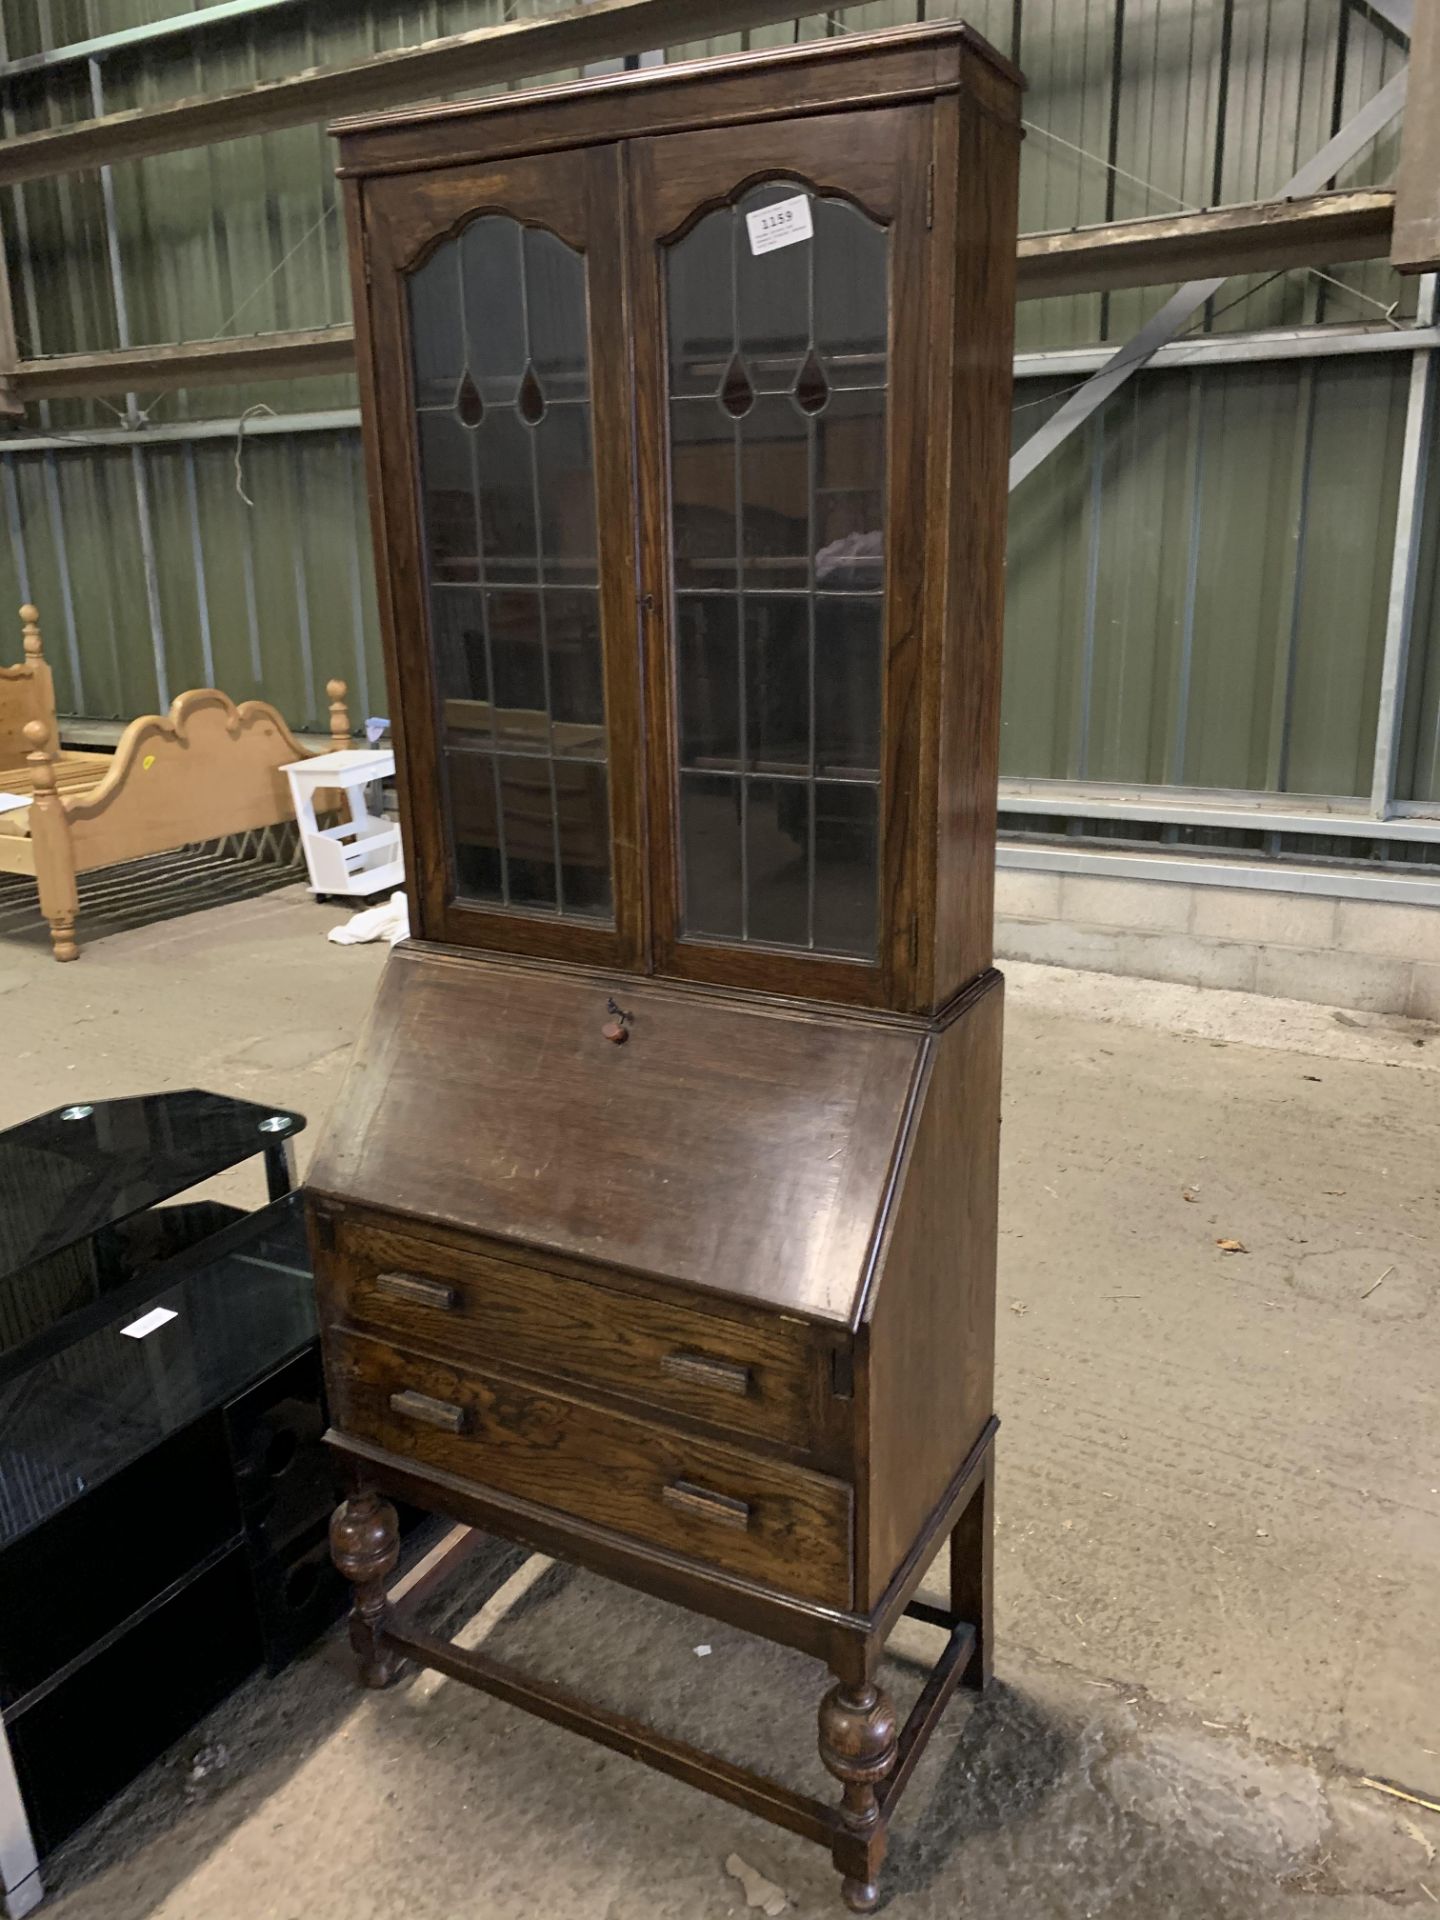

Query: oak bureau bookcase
<box><xmin>310</xmin><ymin>23</ymin><xmax>1021</xmax><ymax>1910</ymax></box>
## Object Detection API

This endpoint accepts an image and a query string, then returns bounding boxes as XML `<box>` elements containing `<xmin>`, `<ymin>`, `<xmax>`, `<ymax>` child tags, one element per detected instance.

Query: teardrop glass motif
<box><xmin>517</xmin><ymin>362</ymin><xmax>546</xmax><ymax>426</ymax></box>
<box><xmin>793</xmin><ymin>346</ymin><xmax>830</xmax><ymax>415</ymax></box>
<box><xmin>454</xmin><ymin>370</ymin><xmax>484</xmax><ymax>429</ymax></box>
<box><xmin>719</xmin><ymin>350</ymin><xmax>755</xmax><ymax>419</ymax></box>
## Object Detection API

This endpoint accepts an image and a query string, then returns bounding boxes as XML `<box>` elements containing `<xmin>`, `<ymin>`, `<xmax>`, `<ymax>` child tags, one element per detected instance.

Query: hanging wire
<box><xmin>1304</xmin><ymin>265</ymin><xmax>1402</xmax><ymax>324</ymax></box>
<box><xmin>819</xmin><ymin>11</ymin><xmax>1398</xmax><ymax>327</ymax></box>
<box><xmin>1022</xmin><ymin>120</ymin><xmax>1195</xmax><ymax>215</ymax></box>
<box><xmin>18</xmin><ymin>198</ymin><xmax>343</xmax><ymax>449</ymax></box>
<box><xmin>1010</xmin><ymin>269</ymin><xmax>1289</xmax><ymax>418</ymax></box>
<box><xmin>209</xmin><ymin>199</ymin><xmax>339</xmax><ymax>343</ymax></box>
<box><xmin>1</xmin><ymin>209</ymin><xmax>346</xmax><ymax>452</ymax></box>
<box><xmin>125</xmin><ymin>199</ymin><xmax>342</xmax><ymax>427</ymax></box>
<box><xmin>233</xmin><ymin>403</ymin><xmax>278</xmax><ymax>507</ymax></box>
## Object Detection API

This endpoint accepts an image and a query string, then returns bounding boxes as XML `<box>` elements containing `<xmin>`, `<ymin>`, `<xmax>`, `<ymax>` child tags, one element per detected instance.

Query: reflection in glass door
<box><xmin>666</xmin><ymin>181</ymin><xmax>888</xmax><ymax>960</ymax></box>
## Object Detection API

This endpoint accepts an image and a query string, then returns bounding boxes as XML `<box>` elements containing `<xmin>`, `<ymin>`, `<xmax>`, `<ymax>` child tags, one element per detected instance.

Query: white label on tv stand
<box><xmin>122</xmin><ymin>1305</ymin><xmax>178</xmax><ymax>1339</ymax></box>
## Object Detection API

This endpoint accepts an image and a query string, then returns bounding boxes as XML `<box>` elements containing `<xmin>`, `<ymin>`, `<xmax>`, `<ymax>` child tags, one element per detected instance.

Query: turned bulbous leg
<box><xmin>47</xmin><ymin>910</ymin><xmax>78</xmax><ymax>963</ymax></box>
<box><xmin>819</xmin><ymin>1678</ymin><xmax>899</xmax><ymax>1913</ymax></box>
<box><xmin>329</xmin><ymin>1489</ymin><xmax>401</xmax><ymax>1688</ymax></box>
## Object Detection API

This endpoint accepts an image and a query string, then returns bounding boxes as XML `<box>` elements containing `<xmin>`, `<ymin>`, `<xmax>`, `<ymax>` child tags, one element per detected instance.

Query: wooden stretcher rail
<box><xmin>380</xmin><ymin>1620</ymin><xmax>848</xmax><ymax>1855</ymax></box>
<box><xmin>877</xmin><ymin>1617</ymin><xmax>976</xmax><ymax>1815</ymax></box>
<box><xmin>380</xmin><ymin>1592</ymin><xmax>976</xmax><ymax>1879</ymax></box>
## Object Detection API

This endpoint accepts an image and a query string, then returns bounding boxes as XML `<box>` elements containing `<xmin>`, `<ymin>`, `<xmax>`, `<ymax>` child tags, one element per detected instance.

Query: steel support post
<box><xmin>1370</xmin><ymin>274</ymin><xmax>1438</xmax><ymax>816</ymax></box>
<box><xmin>87</xmin><ymin>57</ymin><xmax>171</xmax><ymax>710</ymax></box>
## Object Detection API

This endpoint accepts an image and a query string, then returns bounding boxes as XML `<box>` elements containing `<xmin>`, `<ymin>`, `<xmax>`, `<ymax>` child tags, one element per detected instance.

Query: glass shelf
<box><xmin>0</xmin><ymin>1193</ymin><xmax>314</xmax><ymax>1553</ymax></box>
<box><xmin>0</xmin><ymin>1090</ymin><xmax>303</xmax><ymax>1287</ymax></box>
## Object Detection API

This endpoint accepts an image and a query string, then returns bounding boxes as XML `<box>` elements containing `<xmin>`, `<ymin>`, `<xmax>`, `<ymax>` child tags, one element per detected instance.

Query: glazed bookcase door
<box><xmin>356</xmin><ymin>148</ymin><xmax>644</xmax><ymax>967</ymax></box>
<box><xmin>630</xmin><ymin>108</ymin><xmax>933</xmax><ymax>1008</ymax></box>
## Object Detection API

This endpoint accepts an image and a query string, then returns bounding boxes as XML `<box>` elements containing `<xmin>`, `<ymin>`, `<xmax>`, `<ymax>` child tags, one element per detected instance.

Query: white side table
<box><xmin>281</xmin><ymin>747</ymin><xmax>405</xmax><ymax>899</ymax></box>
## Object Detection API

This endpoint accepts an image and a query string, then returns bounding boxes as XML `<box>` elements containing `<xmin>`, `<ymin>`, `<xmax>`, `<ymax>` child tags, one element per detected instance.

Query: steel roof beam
<box><xmin>0</xmin><ymin>0</ymin><xmax>307</xmax><ymax>81</ymax></box>
<box><xmin>7</xmin><ymin>325</ymin><xmax>357</xmax><ymax>399</ymax></box>
<box><xmin>1017</xmin><ymin>189</ymin><xmax>1395</xmax><ymax>300</ymax></box>
<box><xmin>1</xmin><ymin>182</ymin><xmax>1415</xmax><ymax>403</ymax></box>
<box><xmin>0</xmin><ymin>0</ymin><xmax>851</xmax><ymax>186</ymax></box>
<box><xmin>1010</xmin><ymin>66</ymin><xmax>1410</xmax><ymax>491</ymax></box>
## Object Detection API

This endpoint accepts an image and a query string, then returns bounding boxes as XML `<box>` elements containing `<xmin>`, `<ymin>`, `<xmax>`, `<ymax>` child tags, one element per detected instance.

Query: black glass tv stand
<box><xmin>0</xmin><ymin>1091</ymin><xmax>340</xmax><ymax>1918</ymax></box>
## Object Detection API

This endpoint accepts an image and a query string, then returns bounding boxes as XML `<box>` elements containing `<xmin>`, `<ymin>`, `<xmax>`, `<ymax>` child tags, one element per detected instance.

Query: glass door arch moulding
<box><xmin>666</xmin><ymin>179</ymin><xmax>889</xmax><ymax>963</ymax></box>
<box><xmin>408</xmin><ymin>212</ymin><xmax>613</xmax><ymax>924</ymax></box>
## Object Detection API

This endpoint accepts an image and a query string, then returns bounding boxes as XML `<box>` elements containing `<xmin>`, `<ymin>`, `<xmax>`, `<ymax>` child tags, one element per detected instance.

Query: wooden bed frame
<box><xmin>0</xmin><ymin>604</ymin><xmax>351</xmax><ymax>961</ymax></box>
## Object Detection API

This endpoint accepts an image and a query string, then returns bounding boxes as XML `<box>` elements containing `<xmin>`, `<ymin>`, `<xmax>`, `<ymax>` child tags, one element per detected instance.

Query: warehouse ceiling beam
<box><xmin>5</xmin><ymin>183</ymin><xmax>1416</xmax><ymax>406</ymax></box>
<box><xmin>0</xmin><ymin>0</ymin><xmax>307</xmax><ymax>80</ymax></box>
<box><xmin>1016</xmin><ymin>189</ymin><xmax>1395</xmax><ymax>300</ymax></box>
<box><xmin>12</xmin><ymin>308</ymin><xmax>1435</xmax><ymax>410</ymax></box>
<box><xmin>6</xmin><ymin>325</ymin><xmax>357</xmax><ymax>399</ymax></box>
<box><xmin>0</xmin><ymin>408</ymin><xmax>362</xmax><ymax>453</ymax></box>
<box><xmin>1009</xmin><ymin>66</ymin><xmax>1410</xmax><ymax>491</ymax></box>
<box><xmin>0</xmin><ymin>0</ymin><xmax>853</xmax><ymax>185</ymax></box>
<box><xmin>1391</xmin><ymin>0</ymin><xmax>1438</xmax><ymax>270</ymax></box>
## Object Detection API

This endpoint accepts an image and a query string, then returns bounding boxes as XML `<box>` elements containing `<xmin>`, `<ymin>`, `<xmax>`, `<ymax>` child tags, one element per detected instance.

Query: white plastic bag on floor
<box><xmin>328</xmin><ymin>890</ymin><xmax>409</xmax><ymax>947</ymax></box>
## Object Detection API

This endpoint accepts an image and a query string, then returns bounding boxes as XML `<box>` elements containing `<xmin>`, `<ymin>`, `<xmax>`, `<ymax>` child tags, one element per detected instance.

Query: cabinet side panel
<box><xmin>861</xmin><ymin>972</ymin><xmax>1002</xmax><ymax>1606</ymax></box>
<box><xmin>929</xmin><ymin>73</ymin><xmax>1022</xmax><ymax>1005</ymax></box>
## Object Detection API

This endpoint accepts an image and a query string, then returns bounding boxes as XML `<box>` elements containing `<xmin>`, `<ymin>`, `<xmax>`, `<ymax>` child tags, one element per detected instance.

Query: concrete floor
<box><xmin>3</xmin><ymin>885</ymin><xmax>1438</xmax><ymax>1919</ymax></box>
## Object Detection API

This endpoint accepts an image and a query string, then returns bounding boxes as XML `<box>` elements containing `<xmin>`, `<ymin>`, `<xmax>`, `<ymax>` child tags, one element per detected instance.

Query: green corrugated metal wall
<box><xmin>1007</xmin><ymin>355</ymin><xmax>1411</xmax><ymax>796</ymax></box>
<box><xmin>0</xmin><ymin>0</ymin><xmax>1434</xmax><ymax>805</ymax></box>
<box><xmin>0</xmin><ymin>430</ymin><xmax>379</xmax><ymax>727</ymax></box>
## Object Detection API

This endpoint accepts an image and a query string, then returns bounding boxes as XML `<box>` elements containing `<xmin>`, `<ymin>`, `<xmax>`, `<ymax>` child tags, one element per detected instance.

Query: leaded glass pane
<box><xmin>666</xmin><ymin>182</ymin><xmax>887</xmax><ymax>959</ymax></box>
<box><xmin>744</xmin><ymin>598</ymin><xmax>809</xmax><ymax>774</ymax></box>
<box><xmin>410</xmin><ymin>215</ymin><xmax>612</xmax><ymax>924</ymax></box>
<box><xmin>677</xmin><ymin>595</ymin><xmax>741</xmax><ymax>771</ymax></box>
<box><xmin>746</xmin><ymin>778</ymin><xmax>810</xmax><ymax>947</ymax></box>
<box><xmin>679</xmin><ymin>772</ymin><xmax>743</xmax><ymax>939</ymax></box>
<box><xmin>813</xmin><ymin>782</ymin><xmax>878</xmax><ymax>958</ymax></box>
<box><xmin>672</xmin><ymin>401</ymin><xmax>736</xmax><ymax>590</ymax></box>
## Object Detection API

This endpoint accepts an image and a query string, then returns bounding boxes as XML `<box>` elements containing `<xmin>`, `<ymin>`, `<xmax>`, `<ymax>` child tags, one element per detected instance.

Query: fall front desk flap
<box><xmin>306</xmin><ymin>943</ymin><xmax>929</xmax><ymax>1327</ymax></box>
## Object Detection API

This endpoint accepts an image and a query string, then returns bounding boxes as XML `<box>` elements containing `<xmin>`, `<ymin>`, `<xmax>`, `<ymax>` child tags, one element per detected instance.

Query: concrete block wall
<box><xmin>995</xmin><ymin>865</ymin><xmax>1440</xmax><ymax>1020</ymax></box>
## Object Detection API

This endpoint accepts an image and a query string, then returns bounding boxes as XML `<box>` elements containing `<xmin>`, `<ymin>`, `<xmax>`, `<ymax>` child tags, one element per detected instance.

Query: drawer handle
<box><xmin>375</xmin><ymin>1270</ymin><xmax>457</xmax><ymax>1312</ymax></box>
<box><xmin>660</xmin><ymin>1351</ymin><xmax>752</xmax><ymax>1397</ymax></box>
<box><xmin>389</xmin><ymin>1388</ymin><xmax>468</xmax><ymax>1433</ymax></box>
<box><xmin>662</xmin><ymin>1480</ymin><xmax>752</xmax><ymax>1531</ymax></box>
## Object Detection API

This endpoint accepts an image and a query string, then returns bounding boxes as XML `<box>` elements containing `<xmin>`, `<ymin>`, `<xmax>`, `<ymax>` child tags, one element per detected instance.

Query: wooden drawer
<box><xmin>326</xmin><ymin>1327</ymin><xmax>852</xmax><ymax>1608</ymax></box>
<box><xmin>320</xmin><ymin>1215</ymin><xmax>847</xmax><ymax>1462</ymax></box>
